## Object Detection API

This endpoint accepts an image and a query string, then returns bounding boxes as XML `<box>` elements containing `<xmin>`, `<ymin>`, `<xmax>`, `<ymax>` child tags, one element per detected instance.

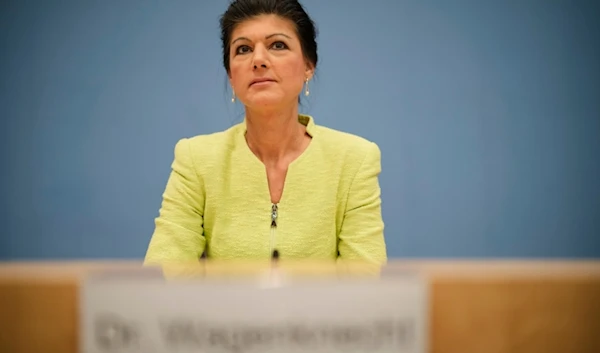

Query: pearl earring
<box><xmin>231</xmin><ymin>90</ymin><xmax>235</xmax><ymax>103</ymax></box>
<box><xmin>304</xmin><ymin>78</ymin><xmax>310</xmax><ymax>96</ymax></box>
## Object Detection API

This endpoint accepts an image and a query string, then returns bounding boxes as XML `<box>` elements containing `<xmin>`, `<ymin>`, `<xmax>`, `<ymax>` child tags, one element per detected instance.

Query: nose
<box><xmin>251</xmin><ymin>44</ymin><xmax>269</xmax><ymax>70</ymax></box>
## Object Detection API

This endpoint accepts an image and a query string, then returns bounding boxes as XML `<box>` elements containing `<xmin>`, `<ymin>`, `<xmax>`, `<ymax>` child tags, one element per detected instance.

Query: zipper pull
<box><xmin>271</xmin><ymin>203</ymin><xmax>278</xmax><ymax>227</ymax></box>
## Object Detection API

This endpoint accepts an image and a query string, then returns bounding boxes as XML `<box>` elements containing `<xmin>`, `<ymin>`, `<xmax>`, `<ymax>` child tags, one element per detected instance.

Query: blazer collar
<box><xmin>241</xmin><ymin>114</ymin><xmax>317</xmax><ymax>138</ymax></box>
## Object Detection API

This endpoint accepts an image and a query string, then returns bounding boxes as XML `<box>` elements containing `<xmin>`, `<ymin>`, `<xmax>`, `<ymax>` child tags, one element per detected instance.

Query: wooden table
<box><xmin>1</xmin><ymin>260</ymin><xmax>599</xmax><ymax>353</ymax></box>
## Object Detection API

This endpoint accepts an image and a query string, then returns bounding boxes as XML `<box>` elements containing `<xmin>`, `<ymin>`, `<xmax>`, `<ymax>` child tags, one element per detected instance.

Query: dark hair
<box><xmin>219</xmin><ymin>0</ymin><xmax>318</xmax><ymax>75</ymax></box>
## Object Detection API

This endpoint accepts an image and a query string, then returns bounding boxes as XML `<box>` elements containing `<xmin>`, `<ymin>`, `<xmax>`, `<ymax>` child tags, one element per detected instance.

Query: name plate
<box><xmin>80</xmin><ymin>267</ymin><xmax>428</xmax><ymax>353</ymax></box>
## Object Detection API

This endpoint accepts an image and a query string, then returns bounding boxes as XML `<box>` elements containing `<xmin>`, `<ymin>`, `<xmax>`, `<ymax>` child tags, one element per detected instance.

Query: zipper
<box><xmin>270</xmin><ymin>203</ymin><xmax>278</xmax><ymax>258</ymax></box>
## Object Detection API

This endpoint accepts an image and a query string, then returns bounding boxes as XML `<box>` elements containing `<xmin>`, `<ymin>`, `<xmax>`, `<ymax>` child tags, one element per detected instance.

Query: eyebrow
<box><xmin>231</xmin><ymin>33</ymin><xmax>292</xmax><ymax>46</ymax></box>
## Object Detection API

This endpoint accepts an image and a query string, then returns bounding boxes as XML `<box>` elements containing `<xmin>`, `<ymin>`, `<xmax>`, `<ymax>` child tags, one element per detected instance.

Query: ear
<box><xmin>228</xmin><ymin>74</ymin><xmax>234</xmax><ymax>91</ymax></box>
<box><xmin>304</xmin><ymin>63</ymin><xmax>315</xmax><ymax>81</ymax></box>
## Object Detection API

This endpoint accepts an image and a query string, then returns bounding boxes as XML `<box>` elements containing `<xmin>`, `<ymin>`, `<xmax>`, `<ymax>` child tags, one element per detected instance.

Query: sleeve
<box><xmin>338</xmin><ymin>142</ymin><xmax>388</xmax><ymax>265</ymax></box>
<box><xmin>144</xmin><ymin>138</ymin><xmax>206</xmax><ymax>265</ymax></box>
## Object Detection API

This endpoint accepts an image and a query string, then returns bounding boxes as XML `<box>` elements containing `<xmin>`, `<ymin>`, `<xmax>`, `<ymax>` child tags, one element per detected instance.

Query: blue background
<box><xmin>1</xmin><ymin>0</ymin><xmax>599</xmax><ymax>260</ymax></box>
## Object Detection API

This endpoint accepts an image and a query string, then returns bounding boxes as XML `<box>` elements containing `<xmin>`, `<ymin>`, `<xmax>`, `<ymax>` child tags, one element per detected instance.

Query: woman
<box><xmin>144</xmin><ymin>0</ymin><xmax>387</xmax><ymax>265</ymax></box>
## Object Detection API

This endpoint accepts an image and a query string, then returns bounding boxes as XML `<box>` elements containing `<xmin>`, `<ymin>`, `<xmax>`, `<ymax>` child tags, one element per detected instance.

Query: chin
<box><xmin>245</xmin><ymin>93</ymin><xmax>287</xmax><ymax>108</ymax></box>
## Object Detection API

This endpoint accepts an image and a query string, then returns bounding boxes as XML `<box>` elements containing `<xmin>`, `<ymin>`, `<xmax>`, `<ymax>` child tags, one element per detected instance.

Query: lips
<box><xmin>250</xmin><ymin>78</ymin><xmax>275</xmax><ymax>86</ymax></box>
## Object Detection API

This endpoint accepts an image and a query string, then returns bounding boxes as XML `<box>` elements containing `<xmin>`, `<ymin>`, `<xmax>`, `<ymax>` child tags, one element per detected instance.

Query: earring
<box><xmin>304</xmin><ymin>78</ymin><xmax>310</xmax><ymax>96</ymax></box>
<box><xmin>231</xmin><ymin>90</ymin><xmax>235</xmax><ymax>103</ymax></box>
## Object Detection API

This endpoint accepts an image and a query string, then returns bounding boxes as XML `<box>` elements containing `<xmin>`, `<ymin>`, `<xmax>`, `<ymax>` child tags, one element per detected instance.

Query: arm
<box><xmin>338</xmin><ymin>142</ymin><xmax>387</xmax><ymax>265</ymax></box>
<box><xmin>144</xmin><ymin>138</ymin><xmax>206</xmax><ymax>265</ymax></box>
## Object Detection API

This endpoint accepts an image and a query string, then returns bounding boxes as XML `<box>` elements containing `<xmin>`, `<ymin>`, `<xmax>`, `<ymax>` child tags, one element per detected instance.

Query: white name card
<box><xmin>80</xmin><ymin>268</ymin><xmax>428</xmax><ymax>353</ymax></box>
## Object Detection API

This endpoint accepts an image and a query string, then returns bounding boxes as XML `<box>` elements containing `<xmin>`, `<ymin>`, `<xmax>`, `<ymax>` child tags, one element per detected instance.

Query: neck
<box><xmin>244</xmin><ymin>106</ymin><xmax>306</xmax><ymax>164</ymax></box>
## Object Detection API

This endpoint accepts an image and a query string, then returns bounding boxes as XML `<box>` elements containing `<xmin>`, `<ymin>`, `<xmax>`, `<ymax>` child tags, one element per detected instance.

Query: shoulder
<box><xmin>185</xmin><ymin>122</ymin><xmax>242</xmax><ymax>151</ymax></box>
<box><xmin>313</xmin><ymin>122</ymin><xmax>381</xmax><ymax>172</ymax></box>
<box><xmin>171</xmin><ymin>122</ymin><xmax>243</xmax><ymax>166</ymax></box>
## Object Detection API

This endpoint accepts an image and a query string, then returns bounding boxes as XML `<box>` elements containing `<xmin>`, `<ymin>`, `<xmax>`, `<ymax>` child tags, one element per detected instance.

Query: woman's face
<box><xmin>228</xmin><ymin>14</ymin><xmax>313</xmax><ymax>110</ymax></box>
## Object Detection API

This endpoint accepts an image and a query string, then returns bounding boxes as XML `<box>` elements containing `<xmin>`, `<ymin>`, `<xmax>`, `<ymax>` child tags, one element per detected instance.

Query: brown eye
<box><xmin>271</xmin><ymin>41</ymin><xmax>287</xmax><ymax>50</ymax></box>
<box><xmin>236</xmin><ymin>45</ymin><xmax>251</xmax><ymax>54</ymax></box>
